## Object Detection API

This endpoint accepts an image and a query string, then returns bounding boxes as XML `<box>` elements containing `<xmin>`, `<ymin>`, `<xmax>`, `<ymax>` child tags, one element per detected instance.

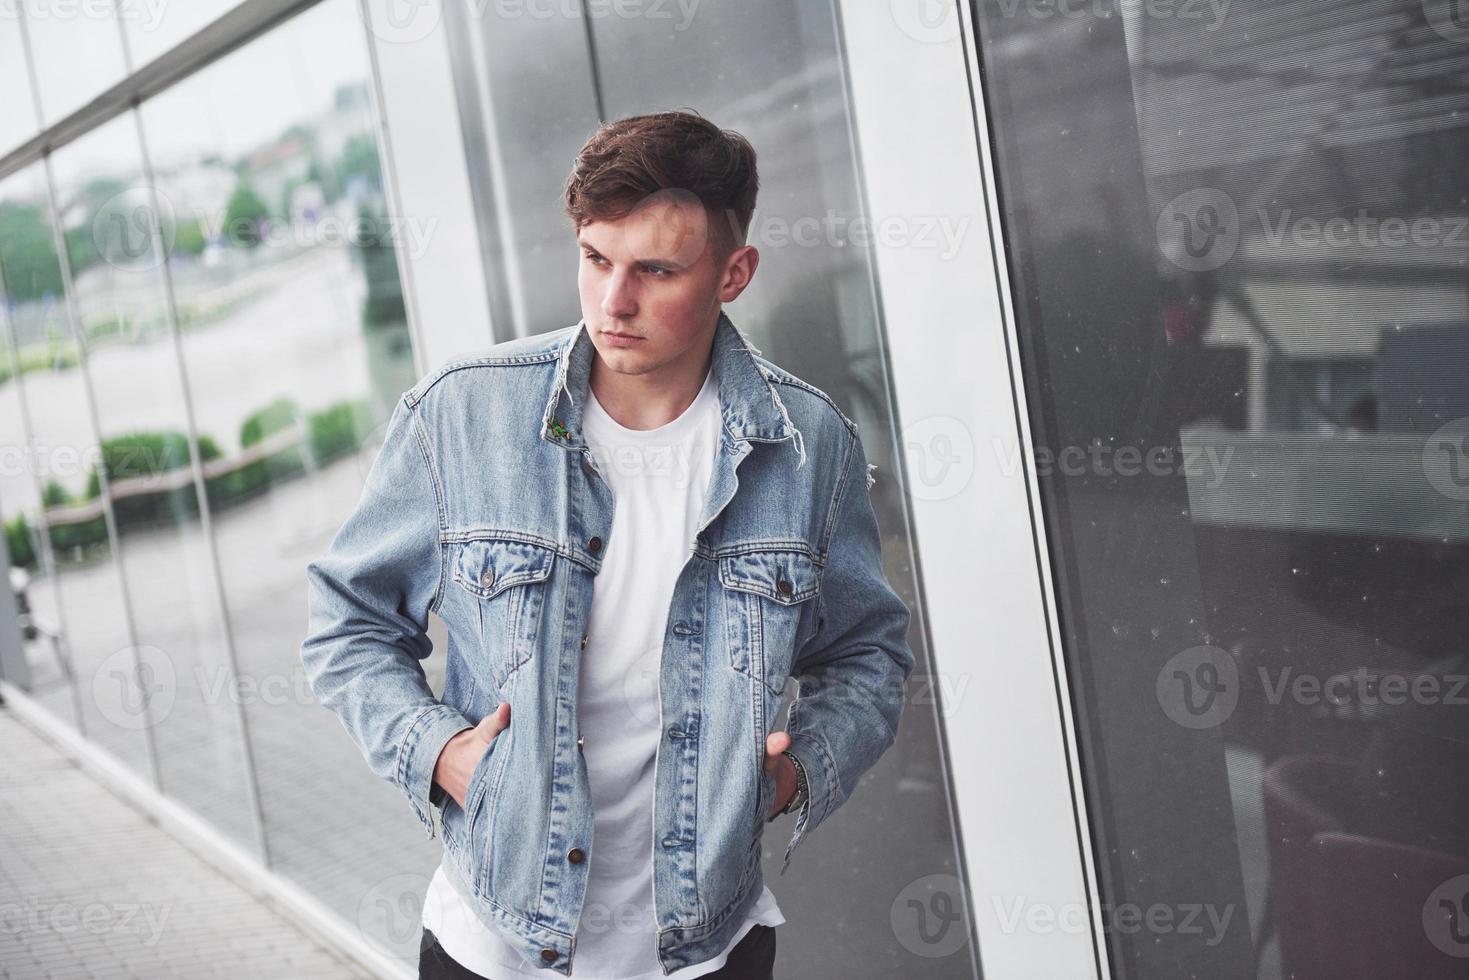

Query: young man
<box><xmin>301</xmin><ymin>111</ymin><xmax>914</xmax><ymax>980</ymax></box>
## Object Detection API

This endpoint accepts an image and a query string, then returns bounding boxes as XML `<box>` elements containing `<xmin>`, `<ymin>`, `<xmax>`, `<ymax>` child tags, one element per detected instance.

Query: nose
<box><xmin>600</xmin><ymin>268</ymin><xmax>637</xmax><ymax>320</ymax></box>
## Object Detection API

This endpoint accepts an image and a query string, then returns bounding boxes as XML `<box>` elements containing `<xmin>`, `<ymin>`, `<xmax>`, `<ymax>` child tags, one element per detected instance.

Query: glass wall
<box><xmin>451</xmin><ymin>3</ymin><xmax>972</xmax><ymax>977</ymax></box>
<box><xmin>136</xmin><ymin>0</ymin><xmax>428</xmax><ymax>928</ymax></box>
<box><xmin>0</xmin><ymin>0</ymin><xmax>427</xmax><ymax>957</ymax></box>
<box><xmin>50</xmin><ymin>111</ymin><xmax>260</xmax><ymax>848</ymax></box>
<box><xmin>973</xmin><ymin>0</ymin><xmax>1469</xmax><ymax>976</ymax></box>
<box><xmin>0</xmin><ymin>159</ymin><xmax>155</xmax><ymax>777</ymax></box>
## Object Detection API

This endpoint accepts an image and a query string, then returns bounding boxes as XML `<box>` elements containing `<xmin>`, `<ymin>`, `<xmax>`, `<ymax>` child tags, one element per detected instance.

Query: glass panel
<box><xmin>0</xmin><ymin>15</ymin><xmax>39</xmax><ymax>155</ymax></box>
<box><xmin>455</xmin><ymin>5</ymin><xmax>972</xmax><ymax>976</ymax></box>
<box><xmin>50</xmin><ymin>111</ymin><xmax>258</xmax><ymax>848</ymax></box>
<box><xmin>138</xmin><ymin>0</ymin><xmax>428</xmax><ymax>940</ymax></box>
<box><xmin>0</xmin><ymin>160</ymin><xmax>151</xmax><ymax>774</ymax></box>
<box><xmin>973</xmin><ymin>0</ymin><xmax>1469</xmax><ymax>976</ymax></box>
<box><xmin>22</xmin><ymin>0</ymin><xmax>129</xmax><ymax>125</ymax></box>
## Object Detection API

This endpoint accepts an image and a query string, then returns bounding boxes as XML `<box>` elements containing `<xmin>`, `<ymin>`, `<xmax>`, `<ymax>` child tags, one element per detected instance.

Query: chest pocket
<box><xmin>452</xmin><ymin>538</ymin><xmax>556</xmax><ymax>691</ymax></box>
<box><xmin>719</xmin><ymin>548</ymin><xmax>821</xmax><ymax>697</ymax></box>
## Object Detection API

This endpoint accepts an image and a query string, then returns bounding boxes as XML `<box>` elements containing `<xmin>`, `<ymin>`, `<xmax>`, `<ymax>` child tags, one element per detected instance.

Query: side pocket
<box><xmin>440</xmin><ymin>731</ymin><xmax>499</xmax><ymax>852</ymax></box>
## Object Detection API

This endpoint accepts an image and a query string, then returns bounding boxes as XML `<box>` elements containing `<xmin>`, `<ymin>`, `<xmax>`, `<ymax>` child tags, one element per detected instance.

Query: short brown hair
<box><xmin>563</xmin><ymin>109</ymin><xmax>759</xmax><ymax>257</ymax></box>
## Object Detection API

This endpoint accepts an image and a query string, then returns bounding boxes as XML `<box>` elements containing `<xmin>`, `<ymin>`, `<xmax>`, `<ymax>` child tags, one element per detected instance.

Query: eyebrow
<box><xmin>577</xmin><ymin>238</ymin><xmax>684</xmax><ymax>270</ymax></box>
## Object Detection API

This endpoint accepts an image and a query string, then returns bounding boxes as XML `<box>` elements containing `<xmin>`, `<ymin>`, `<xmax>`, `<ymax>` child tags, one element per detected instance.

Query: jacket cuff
<box><xmin>399</xmin><ymin>702</ymin><xmax>475</xmax><ymax>838</ymax></box>
<box><xmin>778</xmin><ymin>728</ymin><xmax>841</xmax><ymax>875</ymax></box>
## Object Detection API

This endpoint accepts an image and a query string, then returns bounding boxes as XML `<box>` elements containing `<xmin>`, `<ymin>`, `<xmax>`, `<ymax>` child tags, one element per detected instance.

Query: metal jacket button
<box><xmin>481</xmin><ymin>569</ymin><xmax>495</xmax><ymax>588</ymax></box>
<box><xmin>540</xmin><ymin>948</ymin><xmax>557</xmax><ymax>963</ymax></box>
<box><xmin>568</xmin><ymin>847</ymin><xmax>585</xmax><ymax>864</ymax></box>
<box><xmin>580</xmin><ymin>633</ymin><xmax>588</xmax><ymax>650</ymax></box>
<box><xmin>588</xmin><ymin>536</ymin><xmax>603</xmax><ymax>554</ymax></box>
<box><xmin>776</xmin><ymin>578</ymin><xmax>793</xmax><ymax>596</ymax></box>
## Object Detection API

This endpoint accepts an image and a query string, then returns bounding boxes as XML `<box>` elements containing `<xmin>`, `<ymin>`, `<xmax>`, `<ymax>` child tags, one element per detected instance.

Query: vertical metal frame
<box><xmin>834</xmin><ymin>1</ymin><xmax>1109</xmax><ymax>976</ymax></box>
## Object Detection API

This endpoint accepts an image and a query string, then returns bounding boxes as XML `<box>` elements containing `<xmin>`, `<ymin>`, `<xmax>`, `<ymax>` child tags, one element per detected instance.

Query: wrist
<box><xmin>780</xmin><ymin>749</ymin><xmax>808</xmax><ymax>815</ymax></box>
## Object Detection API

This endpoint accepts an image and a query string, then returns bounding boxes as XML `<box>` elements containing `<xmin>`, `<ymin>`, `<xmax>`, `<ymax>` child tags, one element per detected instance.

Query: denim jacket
<box><xmin>300</xmin><ymin>311</ymin><xmax>914</xmax><ymax>974</ymax></box>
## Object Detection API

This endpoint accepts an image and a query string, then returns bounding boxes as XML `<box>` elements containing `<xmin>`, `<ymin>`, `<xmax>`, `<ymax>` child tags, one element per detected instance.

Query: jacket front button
<box><xmin>481</xmin><ymin>569</ymin><xmax>496</xmax><ymax>589</ymax></box>
<box><xmin>587</xmin><ymin>535</ymin><xmax>603</xmax><ymax>554</ymax></box>
<box><xmin>580</xmin><ymin>633</ymin><xmax>588</xmax><ymax>650</ymax></box>
<box><xmin>567</xmin><ymin>847</ymin><xmax>585</xmax><ymax>864</ymax></box>
<box><xmin>540</xmin><ymin>948</ymin><xmax>557</xmax><ymax>963</ymax></box>
<box><xmin>776</xmin><ymin>578</ymin><xmax>793</xmax><ymax>596</ymax></box>
<box><xmin>577</xmin><ymin>735</ymin><xmax>585</xmax><ymax>752</ymax></box>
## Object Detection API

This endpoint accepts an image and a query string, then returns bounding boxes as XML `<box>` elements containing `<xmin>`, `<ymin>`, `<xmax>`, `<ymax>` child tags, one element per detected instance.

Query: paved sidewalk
<box><xmin>0</xmin><ymin>704</ymin><xmax>375</xmax><ymax>980</ymax></box>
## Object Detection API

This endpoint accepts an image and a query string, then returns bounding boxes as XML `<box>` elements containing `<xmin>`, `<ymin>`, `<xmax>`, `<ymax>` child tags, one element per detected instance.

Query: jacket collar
<box><xmin>539</xmin><ymin>310</ymin><xmax>806</xmax><ymax>466</ymax></box>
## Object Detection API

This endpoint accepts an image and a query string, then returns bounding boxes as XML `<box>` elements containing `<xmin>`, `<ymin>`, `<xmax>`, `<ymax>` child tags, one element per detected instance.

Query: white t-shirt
<box><xmin>423</xmin><ymin>363</ymin><xmax>784</xmax><ymax>979</ymax></box>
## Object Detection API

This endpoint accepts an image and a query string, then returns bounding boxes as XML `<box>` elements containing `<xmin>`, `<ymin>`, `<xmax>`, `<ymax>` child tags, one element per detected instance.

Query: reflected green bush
<box><xmin>39</xmin><ymin>398</ymin><xmax>374</xmax><ymax>560</ymax></box>
<box><xmin>5</xmin><ymin>513</ymin><xmax>35</xmax><ymax>569</ymax></box>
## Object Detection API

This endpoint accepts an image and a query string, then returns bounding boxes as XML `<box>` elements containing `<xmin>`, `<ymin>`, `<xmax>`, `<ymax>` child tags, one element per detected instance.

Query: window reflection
<box><xmin>138</xmin><ymin>0</ymin><xmax>430</xmax><ymax>933</ymax></box>
<box><xmin>50</xmin><ymin>111</ymin><xmax>261</xmax><ymax>848</ymax></box>
<box><xmin>976</xmin><ymin>0</ymin><xmax>1469</xmax><ymax>975</ymax></box>
<box><xmin>0</xmin><ymin>161</ymin><xmax>151</xmax><ymax>776</ymax></box>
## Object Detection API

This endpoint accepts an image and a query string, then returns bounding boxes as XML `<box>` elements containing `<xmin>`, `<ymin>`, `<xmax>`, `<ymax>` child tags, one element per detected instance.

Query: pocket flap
<box><xmin>452</xmin><ymin>538</ymin><xmax>555</xmax><ymax>600</ymax></box>
<box><xmin>718</xmin><ymin>549</ymin><xmax>820</xmax><ymax>605</ymax></box>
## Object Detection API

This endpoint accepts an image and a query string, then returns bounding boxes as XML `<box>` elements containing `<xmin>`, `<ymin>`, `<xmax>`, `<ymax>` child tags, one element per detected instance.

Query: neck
<box><xmin>589</xmin><ymin>327</ymin><xmax>715</xmax><ymax>432</ymax></box>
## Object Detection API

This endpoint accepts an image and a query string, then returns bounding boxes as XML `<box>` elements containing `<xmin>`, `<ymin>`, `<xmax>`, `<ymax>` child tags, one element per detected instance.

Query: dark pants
<box><xmin>418</xmin><ymin>923</ymin><xmax>777</xmax><ymax>979</ymax></box>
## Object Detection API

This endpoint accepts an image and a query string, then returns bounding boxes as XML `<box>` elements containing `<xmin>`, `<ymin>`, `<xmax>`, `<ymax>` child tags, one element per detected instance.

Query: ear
<box><xmin>716</xmin><ymin>244</ymin><xmax>760</xmax><ymax>303</ymax></box>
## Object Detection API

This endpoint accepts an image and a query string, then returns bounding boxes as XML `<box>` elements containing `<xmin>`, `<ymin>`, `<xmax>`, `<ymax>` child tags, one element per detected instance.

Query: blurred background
<box><xmin>2</xmin><ymin>1</ymin><xmax>1468</xmax><ymax>979</ymax></box>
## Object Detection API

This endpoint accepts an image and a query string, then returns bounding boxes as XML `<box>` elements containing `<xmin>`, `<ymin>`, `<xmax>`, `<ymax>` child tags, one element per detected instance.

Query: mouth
<box><xmin>601</xmin><ymin>330</ymin><xmax>644</xmax><ymax>341</ymax></box>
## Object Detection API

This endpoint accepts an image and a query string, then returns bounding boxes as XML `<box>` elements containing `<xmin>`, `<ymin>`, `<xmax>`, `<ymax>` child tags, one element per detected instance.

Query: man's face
<box><xmin>576</xmin><ymin>191</ymin><xmax>755</xmax><ymax>379</ymax></box>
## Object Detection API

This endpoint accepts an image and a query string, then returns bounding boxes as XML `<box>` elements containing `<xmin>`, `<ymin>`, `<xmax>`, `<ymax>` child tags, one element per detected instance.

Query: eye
<box><xmin>643</xmin><ymin>264</ymin><xmax>671</xmax><ymax>277</ymax></box>
<box><xmin>582</xmin><ymin>250</ymin><xmax>606</xmax><ymax>266</ymax></box>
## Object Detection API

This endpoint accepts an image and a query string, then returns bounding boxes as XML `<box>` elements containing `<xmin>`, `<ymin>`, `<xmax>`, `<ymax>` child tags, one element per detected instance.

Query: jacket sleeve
<box><xmin>779</xmin><ymin>424</ymin><xmax>915</xmax><ymax>873</ymax></box>
<box><xmin>300</xmin><ymin>392</ymin><xmax>474</xmax><ymax>839</ymax></box>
